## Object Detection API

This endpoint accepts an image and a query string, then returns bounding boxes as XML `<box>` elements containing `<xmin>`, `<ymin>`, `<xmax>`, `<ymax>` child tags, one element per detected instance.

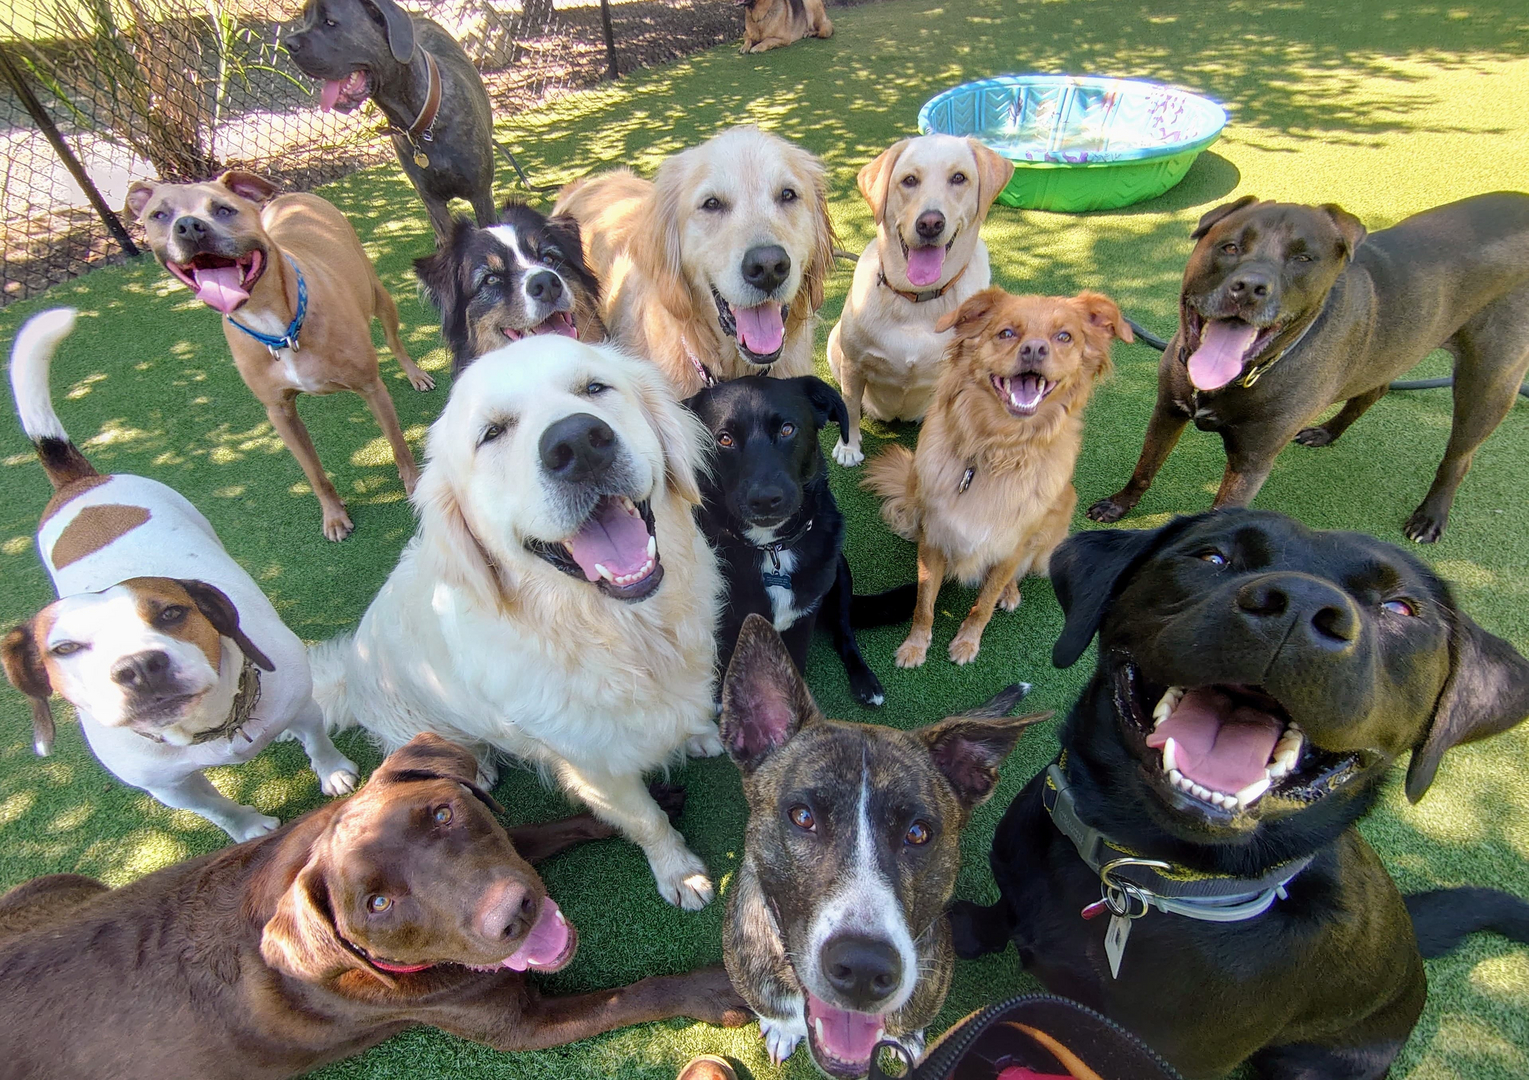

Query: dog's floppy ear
<box><xmin>413</xmin><ymin>449</ymin><xmax>507</xmax><ymax>613</ymax></box>
<box><xmin>545</xmin><ymin>213</ymin><xmax>603</xmax><ymax>301</ymax></box>
<box><xmin>1051</xmin><ymin>519</ymin><xmax>1197</xmax><ymax>669</ymax></box>
<box><xmin>413</xmin><ymin>218</ymin><xmax>474</xmax><ymax>346</ymax></box>
<box><xmin>631</xmin><ymin>161</ymin><xmax>694</xmax><ymax>325</ymax></box>
<box><xmin>857</xmin><ymin>139</ymin><xmax>909</xmax><ymax>226</ymax></box>
<box><xmin>632</xmin><ymin>362</ymin><xmax>705</xmax><ymax>506</ymax></box>
<box><xmin>966</xmin><ymin>138</ymin><xmax>1015</xmax><ymax>221</ymax></box>
<box><xmin>1405</xmin><ymin>608</ymin><xmax>1529</xmax><ymax>802</ymax></box>
<box><xmin>123</xmin><ymin>181</ymin><xmax>157</xmax><ymax>221</ymax></box>
<box><xmin>1071</xmin><ymin>290</ymin><xmax>1131</xmax><ymax>381</ymax></box>
<box><xmin>1319</xmin><ymin>203</ymin><xmax>1368</xmax><ymax>260</ymax></box>
<box><xmin>2</xmin><ymin>621</ymin><xmax>56</xmax><ymax>757</ymax></box>
<box><xmin>936</xmin><ymin>286</ymin><xmax>1005</xmax><ymax>338</ymax></box>
<box><xmin>372</xmin><ymin>733</ymin><xmax>505</xmax><ymax>813</ymax></box>
<box><xmin>794</xmin><ymin>376</ymin><xmax>850</xmax><ymax>444</ymax></box>
<box><xmin>261</xmin><ymin>849</ymin><xmax>384</xmax><ymax>985</ymax></box>
<box><xmin>1190</xmin><ymin>195</ymin><xmax>1258</xmax><ymax>241</ymax></box>
<box><xmin>215</xmin><ymin>170</ymin><xmax>280</xmax><ymax>206</ymax></box>
<box><xmin>721</xmin><ymin>614</ymin><xmax>822</xmax><ymax>773</ymax></box>
<box><xmin>362</xmin><ymin>0</ymin><xmax>415</xmax><ymax>63</ymax></box>
<box><xmin>793</xmin><ymin>148</ymin><xmax>837</xmax><ymax>318</ymax></box>
<box><xmin>174</xmin><ymin>579</ymin><xmax>276</xmax><ymax>672</ymax></box>
<box><xmin>919</xmin><ymin>692</ymin><xmax>1050</xmax><ymax>811</ymax></box>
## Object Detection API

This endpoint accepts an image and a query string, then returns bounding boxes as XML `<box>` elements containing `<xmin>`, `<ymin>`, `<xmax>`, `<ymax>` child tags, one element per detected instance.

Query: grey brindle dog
<box><xmin>286</xmin><ymin>0</ymin><xmax>497</xmax><ymax>243</ymax></box>
<box><xmin>719</xmin><ymin>614</ymin><xmax>1043</xmax><ymax>1079</ymax></box>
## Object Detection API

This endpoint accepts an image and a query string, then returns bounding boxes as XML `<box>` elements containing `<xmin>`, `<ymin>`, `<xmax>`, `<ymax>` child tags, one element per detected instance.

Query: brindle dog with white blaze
<box><xmin>720</xmin><ymin>614</ymin><xmax>1044</xmax><ymax>1078</ymax></box>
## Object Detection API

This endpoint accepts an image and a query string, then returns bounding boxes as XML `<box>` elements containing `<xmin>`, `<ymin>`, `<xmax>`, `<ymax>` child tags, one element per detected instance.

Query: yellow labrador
<box><xmin>827</xmin><ymin>135</ymin><xmax>1013</xmax><ymax>466</ymax></box>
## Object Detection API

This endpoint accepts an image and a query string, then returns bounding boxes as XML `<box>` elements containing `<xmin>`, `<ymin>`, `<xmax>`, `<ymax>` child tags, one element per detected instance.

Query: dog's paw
<box><xmin>1293</xmin><ymin>425</ymin><xmax>1337</xmax><ymax>447</ymax></box>
<box><xmin>652</xmin><ymin>848</ymin><xmax>714</xmax><ymax>910</ymax></box>
<box><xmin>408</xmin><ymin>369</ymin><xmax>436</xmax><ymax>392</ymax></box>
<box><xmin>760</xmin><ymin>1013</ymin><xmax>807</xmax><ymax>1064</ymax></box>
<box><xmin>832</xmin><ymin>439</ymin><xmax>864</xmax><ymax>467</ymax></box>
<box><xmin>895</xmin><ymin>635</ymin><xmax>929</xmax><ymax>669</ymax></box>
<box><xmin>321</xmin><ymin>765</ymin><xmax>360</xmax><ymax>796</ymax></box>
<box><xmin>648</xmin><ymin>781</ymin><xmax>688</xmax><ymax>823</ymax></box>
<box><xmin>948</xmin><ymin>633</ymin><xmax>982</xmax><ymax>665</ymax></box>
<box><xmin>999</xmin><ymin>580</ymin><xmax>1022</xmax><ymax>612</ymax></box>
<box><xmin>1403</xmin><ymin>507</ymin><xmax>1446</xmax><ymax>544</ymax></box>
<box><xmin>849</xmin><ymin>667</ymin><xmax>885</xmax><ymax>707</ymax></box>
<box><xmin>686</xmin><ymin>730</ymin><xmax>725</xmax><ymax>758</ymax></box>
<box><xmin>1085</xmin><ymin>496</ymin><xmax>1128</xmax><ymax>523</ymax></box>
<box><xmin>322</xmin><ymin>506</ymin><xmax>355</xmax><ymax>542</ymax></box>
<box><xmin>228</xmin><ymin>811</ymin><xmax>281</xmax><ymax>842</ymax></box>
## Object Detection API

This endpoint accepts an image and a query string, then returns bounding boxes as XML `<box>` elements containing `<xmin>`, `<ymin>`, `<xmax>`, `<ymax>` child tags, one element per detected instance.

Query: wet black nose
<box><xmin>1236</xmin><ymin>574</ymin><xmax>1357</xmax><ymax>651</ymax></box>
<box><xmin>527</xmin><ymin>270</ymin><xmax>563</xmax><ymax>304</ymax></box>
<box><xmin>915</xmin><ymin>210</ymin><xmax>946</xmax><ymax>241</ymax></box>
<box><xmin>745</xmin><ymin>483</ymin><xmax>786</xmax><ymax>519</ymax></box>
<box><xmin>173</xmin><ymin>216</ymin><xmax>208</xmax><ymax>241</ymax></box>
<box><xmin>111</xmin><ymin>650</ymin><xmax>172</xmax><ymax>691</ymax></box>
<box><xmin>821</xmin><ymin>935</ymin><xmax>903</xmax><ymax>1009</ymax></box>
<box><xmin>741</xmin><ymin>244</ymin><xmax>790</xmax><ymax>294</ymax></box>
<box><xmin>1018</xmin><ymin>339</ymin><xmax>1049</xmax><ymax>364</ymax></box>
<box><xmin>539</xmin><ymin>412</ymin><xmax>616</xmax><ymax>483</ymax></box>
<box><xmin>1227</xmin><ymin>268</ymin><xmax>1272</xmax><ymax>301</ymax></box>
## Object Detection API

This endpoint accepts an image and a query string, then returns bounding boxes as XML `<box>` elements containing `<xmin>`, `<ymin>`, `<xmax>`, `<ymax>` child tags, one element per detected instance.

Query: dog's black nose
<box><xmin>111</xmin><ymin>650</ymin><xmax>172</xmax><ymax>691</ymax></box>
<box><xmin>1018</xmin><ymin>339</ymin><xmax>1050</xmax><ymax>363</ymax></box>
<box><xmin>821</xmin><ymin>935</ymin><xmax>903</xmax><ymax>1009</ymax></box>
<box><xmin>1227</xmin><ymin>269</ymin><xmax>1272</xmax><ymax>300</ymax></box>
<box><xmin>915</xmin><ymin>210</ymin><xmax>946</xmax><ymax>241</ymax></box>
<box><xmin>173</xmin><ymin>216</ymin><xmax>208</xmax><ymax>241</ymax></box>
<box><xmin>526</xmin><ymin>270</ymin><xmax>563</xmax><ymax>304</ymax></box>
<box><xmin>539</xmin><ymin>412</ymin><xmax>616</xmax><ymax>483</ymax></box>
<box><xmin>741</xmin><ymin>244</ymin><xmax>791</xmax><ymax>294</ymax></box>
<box><xmin>1236</xmin><ymin>574</ymin><xmax>1358</xmax><ymax>650</ymax></box>
<box><xmin>745</xmin><ymin>483</ymin><xmax>787</xmax><ymax>519</ymax></box>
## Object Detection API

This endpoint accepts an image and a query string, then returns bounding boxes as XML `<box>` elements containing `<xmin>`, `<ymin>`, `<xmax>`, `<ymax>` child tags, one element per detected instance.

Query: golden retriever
<box><xmin>739</xmin><ymin>0</ymin><xmax>833</xmax><ymax>54</ymax></box>
<box><xmin>310</xmin><ymin>336</ymin><xmax>726</xmax><ymax>910</ymax></box>
<box><xmin>865</xmin><ymin>288</ymin><xmax>1131</xmax><ymax>667</ymax></box>
<box><xmin>554</xmin><ymin>126</ymin><xmax>837</xmax><ymax>398</ymax></box>
<box><xmin>828</xmin><ymin>134</ymin><xmax>1014</xmax><ymax>466</ymax></box>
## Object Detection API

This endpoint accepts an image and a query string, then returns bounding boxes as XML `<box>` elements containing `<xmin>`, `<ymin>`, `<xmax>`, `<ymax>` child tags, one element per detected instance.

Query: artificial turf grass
<box><xmin>0</xmin><ymin>0</ymin><xmax>1527</xmax><ymax>1076</ymax></box>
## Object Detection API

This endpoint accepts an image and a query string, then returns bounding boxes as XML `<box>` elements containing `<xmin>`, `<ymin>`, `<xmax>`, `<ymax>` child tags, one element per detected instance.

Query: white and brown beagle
<box><xmin>2</xmin><ymin>309</ymin><xmax>358</xmax><ymax>840</ymax></box>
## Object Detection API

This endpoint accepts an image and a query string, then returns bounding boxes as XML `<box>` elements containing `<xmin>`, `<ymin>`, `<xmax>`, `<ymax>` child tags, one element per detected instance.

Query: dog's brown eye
<box><xmin>433</xmin><ymin>805</ymin><xmax>453</xmax><ymax>825</ymax></box>
<box><xmin>479</xmin><ymin>423</ymin><xmax>506</xmax><ymax>447</ymax></box>
<box><xmin>788</xmin><ymin>804</ymin><xmax>815</xmax><ymax>831</ymax></box>
<box><xmin>1382</xmin><ymin>599</ymin><xmax>1417</xmax><ymax>617</ymax></box>
<box><xmin>1198</xmin><ymin>550</ymin><xmax>1227</xmax><ymax>566</ymax></box>
<box><xmin>996</xmin><ymin>328</ymin><xmax>1015</xmax><ymax>340</ymax></box>
<box><xmin>150</xmin><ymin>209</ymin><xmax>168</xmax><ymax>222</ymax></box>
<box><xmin>156</xmin><ymin>605</ymin><xmax>188</xmax><ymax>626</ymax></box>
<box><xmin>701</xmin><ymin>196</ymin><xmax>723</xmax><ymax>212</ymax></box>
<box><xmin>950</xmin><ymin>172</ymin><xmax>967</xmax><ymax>185</ymax></box>
<box><xmin>779</xmin><ymin>422</ymin><xmax>796</xmax><ymax>437</ymax></box>
<box><xmin>901</xmin><ymin>175</ymin><xmax>918</xmax><ymax>188</ymax></box>
<box><xmin>905</xmin><ymin>821</ymin><xmax>931</xmax><ymax>846</ymax></box>
<box><xmin>780</xmin><ymin>187</ymin><xmax>798</xmax><ymax>203</ymax></box>
<box><xmin>718</xmin><ymin>432</ymin><xmax>735</xmax><ymax>448</ymax></box>
<box><xmin>367</xmin><ymin>895</ymin><xmax>392</xmax><ymax>913</ymax></box>
<box><xmin>1221</xmin><ymin>242</ymin><xmax>1239</xmax><ymax>255</ymax></box>
<box><xmin>50</xmin><ymin>641</ymin><xmax>84</xmax><ymax>657</ymax></box>
<box><xmin>1055</xmin><ymin>331</ymin><xmax>1072</xmax><ymax>343</ymax></box>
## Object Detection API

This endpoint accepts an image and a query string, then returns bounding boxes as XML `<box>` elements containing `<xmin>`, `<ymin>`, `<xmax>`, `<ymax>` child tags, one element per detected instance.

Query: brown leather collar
<box><xmin>409</xmin><ymin>50</ymin><xmax>442</xmax><ymax>141</ymax></box>
<box><xmin>878</xmin><ymin>261</ymin><xmax>968</xmax><ymax>304</ymax></box>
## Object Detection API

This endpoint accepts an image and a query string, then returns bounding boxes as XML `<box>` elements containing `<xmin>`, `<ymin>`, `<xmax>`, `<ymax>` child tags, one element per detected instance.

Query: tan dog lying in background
<box><xmin>866</xmin><ymin>289</ymin><xmax>1131</xmax><ymax>667</ymax></box>
<box><xmin>739</xmin><ymin>0</ymin><xmax>833</xmax><ymax>54</ymax></box>
<box><xmin>555</xmin><ymin>126</ymin><xmax>837</xmax><ymax>398</ymax></box>
<box><xmin>828</xmin><ymin>135</ymin><xmax>1013</xmax><ymax>466</ymax></box>
<box><xmin>126</xmin><ymin>171</ymin><xmax>434</xmax><ymax>541</ymax></box>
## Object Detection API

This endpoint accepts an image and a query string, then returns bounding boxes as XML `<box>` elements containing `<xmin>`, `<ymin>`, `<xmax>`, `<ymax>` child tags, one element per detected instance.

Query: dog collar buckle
<box><xmin>227</xmin><ymin>256</ymin><xmax>308</xmax><ymax>357</ymax></box>
<box><xmin>958</xmin><ymin>465</ymin><xmax>976</xmax><ymax>494</ymax></box>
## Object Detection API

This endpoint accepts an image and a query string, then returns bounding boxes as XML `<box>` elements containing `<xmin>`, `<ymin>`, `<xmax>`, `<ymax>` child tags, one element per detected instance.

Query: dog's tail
<box><xmin>863</xmin><ymin>444</ymin><xmax>920</xmax><ymax>542</ymax></box>
<box><xmin>1405</xmin><ymin>887</ymin><xmax>1529</xmax><ymax>958</ymax></box>
<box><xmin>308</xmin><ymin>632</ymin><xmax>361</xmax><ymax>733</ymax></box>
<box><xmin>8</xmin><ymin>308</ymin><xmax>99</xmax><ymax>492</ymax></box>
<box><xmin>849</xmin><ymin>584</ymin><xmax>918</xmax><ymax>627</ymax></box>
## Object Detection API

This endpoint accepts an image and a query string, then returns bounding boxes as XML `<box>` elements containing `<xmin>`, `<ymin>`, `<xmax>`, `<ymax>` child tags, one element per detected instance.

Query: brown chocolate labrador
<box><xmin>0</xmin><ymin>734</ymin><xmax>747</xmax><ymax>1080</ymax></box>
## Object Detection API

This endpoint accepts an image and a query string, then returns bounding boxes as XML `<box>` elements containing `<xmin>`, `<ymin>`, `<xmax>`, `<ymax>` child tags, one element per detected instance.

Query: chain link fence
<box><xmin>0</xmin><ymin>0</ymin><xmax>748</xmax><ymax>304</ymax></box>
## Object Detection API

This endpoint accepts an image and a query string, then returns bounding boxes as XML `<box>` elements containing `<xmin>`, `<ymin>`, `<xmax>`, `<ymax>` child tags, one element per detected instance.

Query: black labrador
<box><xmin>950</xmin><ymin>509</ymin><xmax>1529</xmax><ymax>1080</ymax></box>
<box><xmin>286</xmin><ymin>0</ymin><xmax>497</xmax><ymax>243</ymax></box>
<box><xmin>685</xmin><ymin>376</ymin><xmax>906</xmax><ymax>707</ymax></box>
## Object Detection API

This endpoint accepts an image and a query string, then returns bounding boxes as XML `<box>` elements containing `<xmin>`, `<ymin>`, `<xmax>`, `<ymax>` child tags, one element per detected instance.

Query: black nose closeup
<box><xmin>821</xmin><ymin>935</ymin><xmax>903</xmax><ymax>1009</ymax></box>
<box><xmin>173</xmin><ymin>216</ymin><xmax>208</xmax><ymax>241</ymax></box>
<box><xmin>1018</xmin><ymin>339</ymin><xmax>1050</xmax><ymax>364</ymax></box>
<box><xmin>745</xmin><ymin>483</ymin><xmax>786</xmax><ymax>519</ymax></box>
<box><xmin>1227</xmin><ymin>269</ymin><xmax>1272</xmax><ymax>301</ymax></box>
<box><xmin>526</xmin><ymin>270</ymin><xmax>563</xmax><ymax>304</ymax></box>
<box><xmin>1236</xmin><ymin>574</ymin><xmax>1358</xmax><ymax>651</ymax></box>
<box><xmin>915</xmin><ymin>210</ymin><xmax>946</xmax><ymax>241</ymax></box>
<box><xmin>112</xmin><ymin>650</ymin><xmax>172</xmax><ymax>691</ymax></box>
<box><xmin>741</xmin><ymin>244</ymin><xmax>791</xmax><ymax>294</ymax></box>
<box><xmin>539</xmin><ymin>412</ymin><xmax>617</xmax><ymax>483</ymax></box>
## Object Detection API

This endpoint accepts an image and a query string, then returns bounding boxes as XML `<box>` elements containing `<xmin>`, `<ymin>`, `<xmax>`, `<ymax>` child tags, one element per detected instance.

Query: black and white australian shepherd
<box><xmin>414</xmin><ymin>202</ymin><xmax>606</xmax><ymax>375</ymax></box>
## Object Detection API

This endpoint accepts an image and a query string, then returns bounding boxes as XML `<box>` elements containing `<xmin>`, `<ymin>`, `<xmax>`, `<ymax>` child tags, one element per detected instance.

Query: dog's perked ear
<box><xmin>123</xmin><ymin>181</ymin><xmax>158</xmax><ymax>221</ymax></box>
<box><xmin>1405</xmin><ymin>607</ymin><xmax>1529</xmax><ymax>803</ymax></box>
<box><xmin>966</xmin><ymin>138</ymin><xmax>1016</xmax><ymax>221</ymax></box>
<box><xmin>1320</xmin><ymin>203</ymin><xmax>1368</xmax><ymax>260</ymax></box>
<box><xmin>215</xmin><ymin>170</ymin><xmax>280</xmax><ymax>207</ymax></box>
<box><xmin>363</xmin><ymin>0</ymin><xmax>415</xmax><ymax>63</ymax></box>
<box><xmin>1190</xmin><ymin>195</ymin><xmax>1259</xmax><ymax>241</ymax></box>
<box><xmin>373</xmin><ymin>732</ymin><xmax>506</xmax><ymax>812</ymax></box>
<box><xmin>936</xmin><ymin>286</ymin><xmax>1005</xmax><ymax>338</ymax></box>
<box><xmin>792</xmin><ymin>376</ymin><xmax>850</xmax><ymax>444</ymax></box>
<box><xmin>856</xmin><ymin>140</ymin><xmax>909</xmax><ymax>226</ymax></box>
<box><xmin>174</xmin><ymin>580</ymin><xmax>276</xmax><ymax>672</ymax></box>
<box><xmin>720</xmin><ymin>614</ymin><xmax>822</xmax><ymax>773</ymax></box>
<box><xmin>1050</xmin><ymin>517</ymin><xmax>1199</xmax><ymax>669</ymax></box>
<box><xmin>2</xmin><ymin>622</ymin><xmax>56</xmax><ymax>757</ymax></box>
<box><xmin>918</xmin><ymin>705</ymin><xmax>1051</xmax><ymax>811</ymax></box>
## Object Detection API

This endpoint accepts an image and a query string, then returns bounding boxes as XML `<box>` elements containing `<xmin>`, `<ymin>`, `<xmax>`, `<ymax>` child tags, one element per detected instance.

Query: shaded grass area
<box><xmin>1</xmin><ymin>0</ymin><xmax>1527</xmax><ymax>1077</ymax></box>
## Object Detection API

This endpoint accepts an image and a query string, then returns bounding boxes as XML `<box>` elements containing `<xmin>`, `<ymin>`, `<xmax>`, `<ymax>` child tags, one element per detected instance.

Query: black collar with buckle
<box><xmin>722</xmin><ymin>515</ymin><xmax>815</xmax><ymax>573</ymax></box>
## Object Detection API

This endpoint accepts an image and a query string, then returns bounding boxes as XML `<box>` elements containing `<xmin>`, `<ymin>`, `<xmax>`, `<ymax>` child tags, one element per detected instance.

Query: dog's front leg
<box><xmin>145</xmin><ymin>771</ymin><xmax>278</xmax><ymax>841</ymax></box>
<box><xmin>507</xmin><ymin>813</ymin><xmax>617</xmax><ymax>864</ymax></box>
<box><xmin>286</xmin><ymin>698</ymin><xmax>359</xmax><ymax>796</ymax></box>
<box><xmin>355</xmin><ymin>377</ymin><xmax>422</xmax><ymax>495</ymax></box>
<box><xmin>265</xmin><ymin>395</ymin><xmax>353</xmax><ymax>541</ymax></box>
<box><xmin>829</xmin><ymin>330</ymin><xmax>868</xmax><ymax>466</ymax></box>
<box><xmin>949</xmin><ymin>553</ymin><xmax>1026</xmax><ymax>665</ymax></box>
<box><xmin>895</xmin><ymin>543</ymin><xmax>947</xmax><ymax>668</ymax></box>
<box><xmin>825</xmin><ymin>553</ymin><xmax>885</xmax><ymax>705</ymax></box>
<box><xmin>1088</xmin><ymin>393</ymin><xmax>1192</xmax><ymax>522</ymax></box>
<box><xmin>1211</xmin><ymin>428</ymin><xmax>1284</xmax><ymax>508</ymax></box>
<box><xmin>554</xmin><ymin>761</ymin><xmax>714</xmax><ymax>910</ymax></box>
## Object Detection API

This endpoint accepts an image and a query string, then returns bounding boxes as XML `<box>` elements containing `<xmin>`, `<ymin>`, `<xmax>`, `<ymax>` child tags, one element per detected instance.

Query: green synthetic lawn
<box><xmin>2</xmin><ymin>1</ymin><xmax>1528</xmax><ymax>1076</ymax></box>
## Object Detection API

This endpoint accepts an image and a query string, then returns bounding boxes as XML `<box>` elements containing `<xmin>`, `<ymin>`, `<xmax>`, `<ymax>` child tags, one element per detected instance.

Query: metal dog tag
<box><xmin>413</xmin><ymin>150</ymin><xmax>430</xmax><ymax>168</ymax></box>
<box><xmin>1104</xmin><ymin>913</ymin><xmax>1131</xmax><ymax>979</ymax></box>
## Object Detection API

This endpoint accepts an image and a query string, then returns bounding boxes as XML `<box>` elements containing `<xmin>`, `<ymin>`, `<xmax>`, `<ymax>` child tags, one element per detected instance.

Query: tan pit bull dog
<box><xmin>125</xmin><ymin>171</ymin><xmax>434</xmax><ymax>541</ymax></box>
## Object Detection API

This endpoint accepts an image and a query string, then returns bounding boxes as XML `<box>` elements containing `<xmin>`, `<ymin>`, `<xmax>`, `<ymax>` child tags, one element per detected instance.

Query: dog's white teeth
<box><xmin>814</xmin><ymin>1018</ymin><xmax>825</xmax><ymax>1043</ymax></box>
<box><xmin>1168</xmin><ymin>768</ymin><xmax>1185</xmax><ymax>786</ymax></box>
<box><xmin>646</xmin><ymin>535</ymin><xmax>657</xmax><ymax>558</ymax></box>
<box><xmin>1190</xmin><ymin>782</ymin><xmax>1213</xmax><ymax>801</ymax></box>
<box><xmin>1160</xmin><ymin>737</ymin><xmax>1179</xmax><ymax>774</ymax></box>
<box><xmin>618</xmin><ymin>496</ymin><xmax>637</xmax><ymax>515</ymax></box>
<box><xmin>594</xmin><ymin>563</ymin><xmax>615</xmax><ymax>583</ymax></box>
<box><xmin>1209</xmin><ymin>791</ymin><xmax>1230</xmax><ymax>808</ymax></box>
<box><xmin>1235</xmin><ymin>776</ymin><xmax>1272</xmax><ymax>808</ymax></box>
<box><xmin>554</xmin><ymin>909</ymin><xmax>566</xmax><ymax>925</ymax></box>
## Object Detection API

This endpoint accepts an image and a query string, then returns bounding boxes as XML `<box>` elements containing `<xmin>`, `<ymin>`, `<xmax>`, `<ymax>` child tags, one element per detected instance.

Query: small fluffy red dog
<box><xmin>866</xmin><ymin>288</ymin><xmax>1131</xmax><ymax>667</ymax></box>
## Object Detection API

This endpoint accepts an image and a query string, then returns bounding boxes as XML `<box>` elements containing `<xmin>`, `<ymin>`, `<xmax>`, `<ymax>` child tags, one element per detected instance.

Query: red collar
<box><xmin>338</xmin><ymin>931</ymin><xmax>436</xmax><ymax>975</ymax></box>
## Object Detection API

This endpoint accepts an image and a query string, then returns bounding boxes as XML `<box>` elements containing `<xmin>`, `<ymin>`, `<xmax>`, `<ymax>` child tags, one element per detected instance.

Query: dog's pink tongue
<box><xmin>806</xmin><ymin>993</ymin><xmax>884</xmax><ymax>1069</ymax></box>
<box><xmin>732</xmin><ymin>302</ymin><xmax>785</xmax><ymax>356</ymax></box>
<box><xmin>565</xmin><ymin>498</ymin><xmax>651</xmax><ymax>582</ymax></box>
<box><xmin>1187</xmin><ymin>320</ymin><xmax>1259</xmax><ymax>391</ymax></box>
<box><xmin>1146</xmin><ymin>687</ymin><xmax>1283</xmax><ymax>793</ymax></box>
<box><xmin>319</xmin><ymin>79</ymin><xmax>344</xmax><ymax>111</ymax></box>
<box><xmin>906</xmin><ymin>244</ymin><xmax>945</xmax><ymax>286</ymax></box>
<box><xmin>193</xmin><ymin>265</ymin><xmax>250</xmax><ymax>315</ymax></box>
<box><xmin>501</xmin><ymin>899</ymin><xmax>570</xmax><ymax>972</ymax></box>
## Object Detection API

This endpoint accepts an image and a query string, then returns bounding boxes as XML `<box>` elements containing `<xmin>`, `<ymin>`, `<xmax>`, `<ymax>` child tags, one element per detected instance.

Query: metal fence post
<box><xmin>0</xmin><ymin>42</ymin><xmax>139</xmax><ymax>258</ymax></box>
<box><xmin>599</xmin><ymin>0</ymin><xmax>618</xmax><ymax>79</ymax></box>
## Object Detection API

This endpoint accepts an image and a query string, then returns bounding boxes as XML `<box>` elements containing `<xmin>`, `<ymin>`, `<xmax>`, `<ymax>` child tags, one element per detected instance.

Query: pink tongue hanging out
<box><xmin>732</xmin><ymin>302</ymin><xmax>785</xmax><ymax>356</ymax></box>
<box><xmin>806</xmin><ymin>993</ymin><xmax>884</xmax><ymax>1067</ymax></box>
<box><xmin>565</xmin><ymin>498</ymin><xmax>651</xmax><ymax>582</ymax></box>
<box><xmin>1187</xmin><ymin>320</ymin><xmax>1259</xmax><ymax>391</ymax></box>
<box><xmin>193</xmin><ymin>265</ymin><xmax>250</xmax><ymax>315</ymax></box>
<box><xmin>905</xmin><ymin>244</ymin><xmax>945</xmax><ymax>287</ymax></box>
<box><xmin>500</xmin><ymin>899</ymin><xmax>571</xmax><ymax>971</ymax></box>
<box><xmin>319</xmin><ymin>79</ymin><xmax>344</xmax><ymax>111</ymax></box>
<box><xmin>1146</xmin><ymin>687</ymin><xmax>1283</xmax><ymax>794</ymax></box>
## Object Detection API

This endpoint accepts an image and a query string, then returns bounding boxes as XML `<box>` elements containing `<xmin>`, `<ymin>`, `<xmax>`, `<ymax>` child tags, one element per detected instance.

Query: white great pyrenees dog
<box><xmin>312</xmin><ymin>336</ymin><xmax>724</xmax><ymax>909</ymax></box>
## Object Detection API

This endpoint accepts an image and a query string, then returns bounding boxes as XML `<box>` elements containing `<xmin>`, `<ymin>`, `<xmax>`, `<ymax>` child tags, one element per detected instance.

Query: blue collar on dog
<box><xmin>227</xmin><ymin>255</ymin><xmax>307</xmax><ymax>355</ymax></box>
